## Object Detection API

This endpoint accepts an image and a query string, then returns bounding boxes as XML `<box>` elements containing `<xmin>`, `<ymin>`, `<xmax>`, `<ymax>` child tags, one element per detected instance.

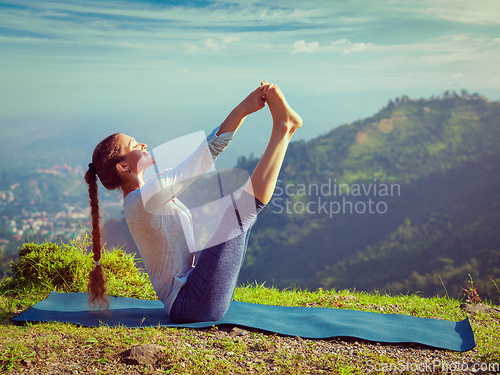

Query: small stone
<box><xmin>229</xmin><ymin>327</ymin><xmax>248</xmax><ymax>337</ymax></box>
<box><xmin>214</xmin><ymin>331</ymin><xmax>226</xmax><ymax>339</ymax></box>
<box><xmin>120</xmin><ymin>344</ymin><xmax>168</xmax><ymax>365</ymax></box>
<box><xmin>226</xmin><ymin>351</ymin><xmax>235</xmax><ymax>357</ymax></box>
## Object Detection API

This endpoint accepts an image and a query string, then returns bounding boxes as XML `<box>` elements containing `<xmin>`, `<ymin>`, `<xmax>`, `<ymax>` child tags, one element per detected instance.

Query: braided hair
<box><xmin>84</xmin><ymin>133</ymin><xmax>123</xmax><ymax>310</ymax></box>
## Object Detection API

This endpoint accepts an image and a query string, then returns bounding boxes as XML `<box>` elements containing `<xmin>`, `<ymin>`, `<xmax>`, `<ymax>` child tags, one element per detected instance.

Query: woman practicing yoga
<box><xmin>85</xmin><ymin>81</ymin><xmax>302</xmax><ymax>323</ymax></box>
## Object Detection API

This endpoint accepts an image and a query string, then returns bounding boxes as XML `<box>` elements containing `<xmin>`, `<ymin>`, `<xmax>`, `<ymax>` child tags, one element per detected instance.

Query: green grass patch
<box><xmin>0</xmin><ymin>234</ymin><xmax>156</xmax><ymax>322</ymax></box>
<box><xmin>0</xmin><ymin>239</ymin><xmax>499</xmax><ymax>374</ymax></box>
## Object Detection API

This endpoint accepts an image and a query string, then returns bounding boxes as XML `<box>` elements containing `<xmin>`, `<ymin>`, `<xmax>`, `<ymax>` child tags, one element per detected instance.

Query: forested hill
<box><xmin>235</xmin><ymin>91</ymin><xmax>500</xmax><ymax>302</ymax></box>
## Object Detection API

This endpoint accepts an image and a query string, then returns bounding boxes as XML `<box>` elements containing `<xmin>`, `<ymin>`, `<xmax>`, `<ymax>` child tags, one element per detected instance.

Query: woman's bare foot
<box><xmin>264</xmin><ymin>84</ymin><xmax>302</xmax><ymax>135</ymax></box>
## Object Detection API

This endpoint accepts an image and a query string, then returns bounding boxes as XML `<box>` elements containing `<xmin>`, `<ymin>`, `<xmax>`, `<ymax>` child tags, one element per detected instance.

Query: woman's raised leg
<box><xmin>245</xmin><ymin>83</ymin><xmax>302</xmax><ymax>204</ymax></box>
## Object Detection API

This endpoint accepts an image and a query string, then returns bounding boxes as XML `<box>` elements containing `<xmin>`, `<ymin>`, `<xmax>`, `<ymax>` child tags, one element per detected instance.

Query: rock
<box><xmin>214</xmin><ymin>331</ymin><xmax>226</xmax><ymax>339</ymax></box>
<box><xmin>229</xmin><ymin>327</ymin><xmax>249</xmax><ymax>337</ymax></box>
<box><xmin>461</xmin><ymin>303</ymin><xmax>500</xmax><ymax>316</ymax></box>
<box><xmin>120</xmin><ymin>344</ymin><xmax>168</xmax><ymax>365</ymax></box>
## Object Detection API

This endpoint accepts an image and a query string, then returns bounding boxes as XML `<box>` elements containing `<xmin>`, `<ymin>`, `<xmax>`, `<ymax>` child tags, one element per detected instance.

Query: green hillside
<box><xmin>236</xmin><ymin>92</ymin><xmax>500</xmax><ymax>302</ymax></box>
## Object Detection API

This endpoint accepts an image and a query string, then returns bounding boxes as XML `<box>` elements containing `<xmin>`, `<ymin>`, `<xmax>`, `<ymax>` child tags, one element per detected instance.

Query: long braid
<box><xmin>85</xmin><ymin>164</ymin><xmax>108</xmax><ymax>310</ymax></box>
<box><xmin>85</xmin><ymin>132</ymin><xmax>122</xmax><ymax>310</ymax></box>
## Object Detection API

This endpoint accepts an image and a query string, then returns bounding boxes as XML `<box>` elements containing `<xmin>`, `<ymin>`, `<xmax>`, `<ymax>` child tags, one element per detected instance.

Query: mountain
<box><xmin>234</xmin><ymin>91</ymin><xmax>500</xmax><ymax>301</ymax></box>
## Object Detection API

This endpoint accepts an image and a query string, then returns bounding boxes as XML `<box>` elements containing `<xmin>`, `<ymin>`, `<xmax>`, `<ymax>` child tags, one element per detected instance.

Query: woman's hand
<box><xmin>217</xmin><ymin>82</ymin><xmax>271</xmax><ymax>136</ymax></box>
<box><xmin>237</xmin><ymin>81</ymin><xmax>270</xmax><ymax>116</ymax></box>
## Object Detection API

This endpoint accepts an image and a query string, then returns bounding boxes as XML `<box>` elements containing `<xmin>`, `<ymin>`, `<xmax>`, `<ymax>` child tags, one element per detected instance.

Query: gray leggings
<box><xmin>169</xmin><ymin>190</ymin><xmax>266</xmax><ymax>323</ymax></box>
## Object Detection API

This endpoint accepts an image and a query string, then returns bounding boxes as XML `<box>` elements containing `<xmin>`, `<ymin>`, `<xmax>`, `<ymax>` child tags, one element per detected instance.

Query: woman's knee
<box><xmin>205</xmin><ymin>306</ymin><xmax>228</xmax><ymax>322</ymax></box>
<box><xmin>170</xmin><ymin>306</ymin><xmax>227</xmax><ymax>323</ymax></box>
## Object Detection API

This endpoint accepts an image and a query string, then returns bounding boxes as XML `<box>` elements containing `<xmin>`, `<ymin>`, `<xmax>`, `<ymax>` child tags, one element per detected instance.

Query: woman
<box><xmin>85</xmin><ymin>82</ymin><xmax>302</xmax><ymax>323</ymax></box>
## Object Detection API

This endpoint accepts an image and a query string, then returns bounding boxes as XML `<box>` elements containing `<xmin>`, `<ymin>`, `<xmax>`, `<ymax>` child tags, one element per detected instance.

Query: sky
<box><xmin>1</xmin><ymin>0</ymin><xmax>499</xmax><ymax>168</ymax></box>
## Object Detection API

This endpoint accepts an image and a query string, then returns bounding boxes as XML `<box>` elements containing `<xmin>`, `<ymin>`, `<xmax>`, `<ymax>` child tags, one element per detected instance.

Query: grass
<box><xmin>0</xmin><ymin>238</ymin><xmax>499</xmax><ymax>374</ymax></box>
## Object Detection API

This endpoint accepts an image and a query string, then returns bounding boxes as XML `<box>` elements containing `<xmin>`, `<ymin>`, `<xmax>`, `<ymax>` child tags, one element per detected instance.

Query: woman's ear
<box><xmin>116</xmin><ymin>162</ymin><xmax>130</xmax><ymax>173</ymax></box>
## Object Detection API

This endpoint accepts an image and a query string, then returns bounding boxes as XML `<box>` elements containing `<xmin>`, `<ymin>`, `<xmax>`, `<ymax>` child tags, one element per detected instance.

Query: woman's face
<box><xmin>116</xmin><ymin>133</ymin><xmax>154</xmax><ymax>174</ymax></box>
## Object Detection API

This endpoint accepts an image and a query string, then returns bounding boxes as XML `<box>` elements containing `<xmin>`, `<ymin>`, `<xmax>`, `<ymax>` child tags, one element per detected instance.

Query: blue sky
<box><xmin>1</xmin><ymin>0</ymin><xmax>499</xmax><ymax>167</ymax></box>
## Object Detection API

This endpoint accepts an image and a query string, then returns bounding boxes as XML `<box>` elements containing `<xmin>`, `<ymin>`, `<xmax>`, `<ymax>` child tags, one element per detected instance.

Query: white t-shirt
<box><xmin>123</xmin><ymin>126</ymin><xmax>234</xmax><ymax>314</ymax></box>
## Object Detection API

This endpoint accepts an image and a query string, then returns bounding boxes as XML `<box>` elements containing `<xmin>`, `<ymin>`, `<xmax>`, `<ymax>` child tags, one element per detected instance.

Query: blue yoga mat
<box><xmin>13</xmin><ymin>292</ymin><xmax>475</xmax><ymax>352</ymax></box>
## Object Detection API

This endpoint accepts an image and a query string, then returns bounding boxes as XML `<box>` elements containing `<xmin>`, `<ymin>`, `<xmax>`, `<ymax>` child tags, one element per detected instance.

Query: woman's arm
<box><xmin>140</xmin><ymin>83</ymin><xmax>268</xmax><ymax>212</ymax></box>
<box><xmin>216</xmin><ymin>83</ymin><xmax>267</xmax><ymax>136</ymax></box>
<box><xmin>142</xmin><ymin>135</ymin><xmax>214</xmax><ymax>212</ymax></box>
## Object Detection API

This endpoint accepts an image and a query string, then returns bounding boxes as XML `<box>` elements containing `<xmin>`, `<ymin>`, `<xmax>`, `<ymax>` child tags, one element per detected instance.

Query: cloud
<box><xmin>204</xmin><ymin>38</ymin><xmax>223</xmax><ymax>50</ymax></box>
<box><xmin>414</xmin><ymin>0</ymin><xmax>500</xmax><ymax>25</ymax></box>
<box><xmin>222</xmin><ymin>36</ymin><xmax>240</xmax><ymax>44</ymax></box>
<box><xmin>292</xmin><ymin>38</ymin><xmax>373</xmax><ymax>54</ymax></box>
<box><xmin>332</xmin><ymin>39</ymin><xmax>352</xmax><ymax>45</ymax></box>
<box><xmin>331</xmin><ymin>39</ymin><xmax>372</xmax><ymax>54</ymax></box>
<box><xmin>188</xmin><ymin>37</ymin><xmax>239</xmax><ymax>52</ymax></box>
<box><xmin>0</xmin><ymin>35</ymin><xmax>76</xmax><ymax>45</ymax></box>
<box><xmin>185</xmin><ymin>44</ymin><xmax>199</xmax><ymax>52</ymax></box>
<box><xmin>0</xmin><ymin>1</ymin><xmax>384</xmax><ymax>57</ymax></box>
<box><xmin>0</xmin><ymin>0</ymin><xmax>337</xmax><ymax>39</ymax></box>
<box><xmin>344</xmin><ymin>42</ymin><xmax>372</xmax><ymax>54</ymax></box>
<box><xmin>408</xmin><ymin>35</ymin><xmax>500</xmax><ymax>65</ymax></box>
<box><xmin>292</xmin><ymin>40</ymin><xmax>319</xmax><ymax>54</ymax></box>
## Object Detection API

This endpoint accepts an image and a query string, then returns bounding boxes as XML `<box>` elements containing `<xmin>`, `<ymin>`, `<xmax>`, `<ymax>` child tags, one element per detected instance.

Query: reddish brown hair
<box><xmin>85</xmin><ymin>133</ymin><xmax>123</xmax><ymax>309</ymax></box>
